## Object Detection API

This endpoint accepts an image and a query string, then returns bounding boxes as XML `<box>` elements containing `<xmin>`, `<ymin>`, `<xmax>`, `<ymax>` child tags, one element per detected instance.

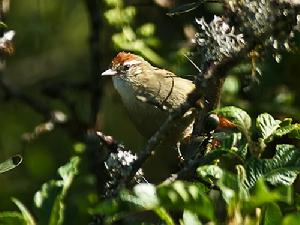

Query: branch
<box><xmin>0</xmin><ymin>71</ymin><xmax>53</xmax><ymax>120</ymax></box>
<box><xmin>119</xmin><ymin>21</ymin><xmax>277</xmax><ymax>187</ymax></box>
<box><xmin>161</xmin><ymin>150</ymin><xmax>227</xmax><ymax>185</ymax></box>
<box><xmin>84</xmin><ymin>0</ymin><xmax>103</xmax><ymax>128</ymax></box>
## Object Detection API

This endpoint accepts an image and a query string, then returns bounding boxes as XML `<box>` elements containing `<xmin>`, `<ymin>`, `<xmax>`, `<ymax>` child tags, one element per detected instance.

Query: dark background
<box><xmin>0</xmin><ymin>0</ymin><xmax>299</xmax><ymax>224</ymax></box>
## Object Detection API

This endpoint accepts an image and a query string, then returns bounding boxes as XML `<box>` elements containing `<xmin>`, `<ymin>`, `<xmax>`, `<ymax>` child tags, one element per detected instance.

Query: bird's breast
<box><xmin>112</xmin><ymin>77</ymin><xmax>168</xmax><ymax>138</ymax></box>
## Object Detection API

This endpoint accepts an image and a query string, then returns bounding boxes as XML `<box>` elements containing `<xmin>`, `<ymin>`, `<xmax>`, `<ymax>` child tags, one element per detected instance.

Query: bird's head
<box><xmin>101</xmin><ymin>52</ymin><xmax>150</xmax><ymax>79</ymax></box>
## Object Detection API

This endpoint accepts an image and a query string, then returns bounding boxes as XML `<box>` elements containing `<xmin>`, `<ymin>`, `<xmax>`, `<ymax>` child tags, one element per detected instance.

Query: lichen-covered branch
<box><xmin>116</xmin><ymin>0</ymin><xmax>300</xmax><ymax>188</ymax></box>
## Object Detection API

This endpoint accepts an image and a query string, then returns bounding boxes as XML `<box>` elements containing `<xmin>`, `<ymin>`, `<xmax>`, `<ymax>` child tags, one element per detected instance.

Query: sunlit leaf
<box><xmin>182</xmin><ymin>210</ymin><xmax>202</xmax><ymax>225</ymax></box>
<box><xmin>0</xmin><ymin>211</ymin><xmax>26</xmax><ymax>225</ymax></box>
<box><xmin>245</xmin><ymin>144</ymin><xmax>300</xmax><ymax>188</ymax></box>
<box><xmin>12</xmin><ymin>198</ymin><xmax>36</xmax><ymax>225</ymax></box>
<box><xmin>0</xmin><ymin>155</ymin><xmax>22</xmax><ymax>174</ymax></box>
<box><xmin>256</xmin><ymin>113</ymin><xmax>280</xmax><ymax>141</ymax></box>
<box><xmin>157</xmin><ymin>181</ymin><xmax>214</xmax><ymax>220</ymax></box>
<box><xmin>104</xmin><ymin>7</ymin><xmax>136</xmax><ymax>26</ymax></box>
<box><xmin>198</xmin><ymin>165</ymin><xmax>248</xmax><ymax>206</ymax></box>
<box><xmin>133</xmin><ymin>183</ymin><xmax>159</xmax><ymax>209</ymax></box>
<box><xmin>154</xmin><ymin>207</ymin><xmax>175</xmax><ymax>225</ymax></box>
<box><xmin>214</xmin><ymin>106</ymin><xmax>251</xmax><ymax>138</ymax></box>
<box><xmin>34</xmin><ymin>157</ymin><xmax>80</xmax><ymax>225</ymax></box>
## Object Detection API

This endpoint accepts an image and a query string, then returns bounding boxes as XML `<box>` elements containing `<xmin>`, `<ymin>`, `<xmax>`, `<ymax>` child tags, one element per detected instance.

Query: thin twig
<box><xmin>161</xmin><ymin>150</ymin><xmax>227</xmax><ymax>185</ymax></box>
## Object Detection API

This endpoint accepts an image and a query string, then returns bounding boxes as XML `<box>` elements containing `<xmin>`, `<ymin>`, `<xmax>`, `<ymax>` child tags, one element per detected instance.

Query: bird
<box><xmin>101</xmin><ymin>52</ymin><xmax>196</xmax><ymax>180</ymax></box>
<box><xmin>102</xmin><ymin>52</ymin><xmax>196</xmax><ymax>139</ymax></box>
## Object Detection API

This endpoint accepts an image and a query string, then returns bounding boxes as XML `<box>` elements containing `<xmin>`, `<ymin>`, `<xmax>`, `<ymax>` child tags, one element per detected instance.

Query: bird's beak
<box><xmin>101</xmin><ymin>69</ymin><xmax>117</xmax><ymax>76</ymax></box>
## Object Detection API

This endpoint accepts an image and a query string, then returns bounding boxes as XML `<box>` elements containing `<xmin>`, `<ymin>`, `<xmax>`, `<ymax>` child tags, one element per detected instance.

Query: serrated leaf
<box><xmin>245</xmin><ymin>144</ymin><xmax>300</xmax><ymax>188</ymax></box>
<box><xmin>0</xmin><ymin>155</ymin><xmax>22</xmax><ymax>174</ymax></box>
<box><xmin>12</xmin><ymin>198</ymin><xmax>36</xmax><ymax>225</ymax></box>
<box><xmin>33</xmin><ymin>181</ymin><xmax>61</xmax><ymax>224</ymax></box>
<box><xmin>256</xmin><ymin>113</ymin><xmax>280</xmax><ymax>141</ymax></box>
<box><xmin>215</xmin><ymin>106</ymin><xmax>251</xmax><ymax>137</ymax></box>
<box><xmin>182</xmin><ymin>210</ymin><xmax>202</xmax><ymax>225</ymax></box>
<box><xmin>34</xmin><ymin>157</ymin><xmax>80</xmax><ymax>225</ymax></box>
<box><xmin>133</xmin><ymin>183</ymin><xmax>159</xmax><ymax>209</ymax></box>
<box><xmin>57</xmin><ymin>156</ymin><xmax>79</xmax><ymax>192</ymax></box>
<box><xmin>288</xmin><ymin>125</ymin><xmax>300</xmax><ymax>139</ymax></box>
<box><xmin>0</xmin><ymin>211</ymin><xmax>26</xmax><ymax>225</ymax></box>
<box><xmin>275</xmin><ymin>124</ymin><xmax>300</xmax><ymax>137</ymax></box>
<box><xmin>157</xmin><ymin>181</ymin><xmax>213</xmax><ymax>220</ymax></box>
<box><xmin>167</xmin><ymin>1</ymin><xmax>204</xmax><ymax>16</ymax></box>
<box><xmin>263</xmin><ymin>203</ymin><xmax>282</xmax><ymax>225</ymax></box>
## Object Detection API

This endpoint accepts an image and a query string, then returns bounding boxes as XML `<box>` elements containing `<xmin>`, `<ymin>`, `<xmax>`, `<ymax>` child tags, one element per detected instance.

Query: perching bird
<box><xmin>102</xmin><ymin>52</ymin><xmax>196</xmax><ymax>180</ymax></box>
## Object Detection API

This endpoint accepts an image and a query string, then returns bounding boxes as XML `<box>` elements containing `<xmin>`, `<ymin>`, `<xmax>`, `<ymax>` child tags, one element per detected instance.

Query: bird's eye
<box><xmin>123</xmin><ymin>64</ymin><xmax>130</xmax><ymax>71</ymax></box>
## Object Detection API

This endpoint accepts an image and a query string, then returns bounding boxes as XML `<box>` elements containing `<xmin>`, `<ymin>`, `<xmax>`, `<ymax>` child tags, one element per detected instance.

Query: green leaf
<box><xmin>246</xmin><ymin>179</ymin><xmax>291</xmax><ymax>209</ymax></box>
<box><xmin>154</xmin><ymin>207</ymin><xmax>175</xmax><ymax>225</ymax></box>
<box><xmin>263</xmin><ymin>203</ymin><xmax>282</xmax><ymax>225</ymax></box>
<box><xmin>12</xmin><ymin>198</ymin><xmax>36</xmax><ymax>225</ymax></box>
<box><xmin>104</xmin><ymin>7</ymin><xmax>136</xmax><ymax>26</ymax></box>
<box><xmin>133</xmin><ymin>183</ymin><xmax>159</xmax><ymax>209</ymax></box>
<box><xmin>167</xmin><ymin>1</ymin><xmax>205</xmax><ymax>16</ymax></box>
<box><xmin>182</xmin><ymin>210</ymin><xmax>202</xmax><ymax>225</ymax></box>
<box><xmin>282</xmin><ymin>212</ymin><xmax>300</xmax><ymax>225</ymax></box>
<box><xmin>33</xmin><ymin>181</ymin><xmax>61</xmax><ymax>224</ymax></box>
<box><xmin>198</xmin><ymin>165</ymin><xmax>248</xmax><ymax>205</ymax></box>
<box><xmin>276</xmin><ymin>124</ymin><xmax>300</xmax><ymax>137</ymax></box>
<box><xmin>215</xmin><ymin>106</ymin><xmax>252</xmax><ymax>137</ymax></box>
<box><xmin>289</xmin><ymin>126</ymin><xmax>300</xmax><ymax>139</ymax></box>
<box><xmin>213</xmin><ymin>132</ymin><xmax>248</xmax><ymax>159</ymax></box>
<box><xmin>89</xmin><ymin>199</ymin><xmax>120</xmax><ymax>216</ymax></box>
<box><xmin>137</xmin><ymin>23</ymin><xmax>155</xmax><ymax>37</ymax></box>
<box><xmin>0</xmin><ymin>211</ymin><xmax>26</xmax><ymax>225</ymax></box>
<box><xmin>0</xmin><ymin>22</ymin><xmax>7</xmax><ymax>29</ymax></box>
<box><xmin>197</xmin><ymin>164</ymin><xmax>223</xmax><ymax>183</ymax></box>
<box><xmin>256</xmin><ymin>113</ymin><xmax>280</xmax><ymax>141</ymax></box>
<box><xmin>245</xmin><ymin>144</ymin><xmax>300</xmax><ymax>188</ymax></box>
<box><xmin>0</xmin><ymin>155</ymin><xmax>22</xmax><ymax>174</ymax></box>
<box><xmin>34</xmin><ymin>157</ymin><xmax>80</xmax><ymax>225</ymax></box>
<box><xmin>57</xmin><ymin>156</ymin><xmax>80</xmax><ymax>193</ymax></box>
<box><xmin>295</xmin><ymin>193</ymin><xmax>300</xmax><ymax>210</ymax></box>
<box><xmin>157</xmin><ymin>181</ymin><xmax>214</xmax><ymax>220</ymax></box>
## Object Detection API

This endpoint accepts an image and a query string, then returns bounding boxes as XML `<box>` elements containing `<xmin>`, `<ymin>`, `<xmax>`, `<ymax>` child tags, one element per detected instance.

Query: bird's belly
<box><xmin>125</xmin><ymin>95</ymin><xmax>168</xmax><ymax>138</ymax></box>
<box><xmin>113</xmin><ymin>76</ymin><xmax>193</xmax><ymax>140</ymax></box>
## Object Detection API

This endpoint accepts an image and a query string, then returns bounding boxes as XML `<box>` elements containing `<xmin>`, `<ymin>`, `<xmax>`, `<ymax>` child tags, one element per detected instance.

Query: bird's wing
<box><xmin>134</xmin><ymin>68</ymin><xmax>196</xmax><ymax>112</ymax></box>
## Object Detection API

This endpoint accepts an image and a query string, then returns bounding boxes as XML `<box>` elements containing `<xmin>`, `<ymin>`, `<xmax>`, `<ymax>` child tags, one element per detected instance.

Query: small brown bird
<box><xmin>102</xmin><ymin>52</ymin><xmax>196</xmax><ymax>142</ymax></box>
<box><xmin>102</xmin><ymin>52</ymin><xmax>196</xmax><ymax>180</ymax></box>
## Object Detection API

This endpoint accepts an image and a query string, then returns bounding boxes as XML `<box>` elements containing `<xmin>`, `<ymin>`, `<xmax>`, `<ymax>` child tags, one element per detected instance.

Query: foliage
<box><xmin>0</xmin><ymin>157</ymin><xmax>80</xmax><ymax>225</ymax></box>
<box><xmin>0</xmin><ymin>155</ymin><xmax>22</xmax><ymax>174</ymax></box>
<box><xmin>104</xmin><ymin>0</ymin><xmax>165</xmax><ymax>65</ymax></box>
<box><xmin>89</xmin><ymin>106</ymin><xmax>300</xmax><ymax>224</ymax></box>
<box><xmin>0</xmin><ymin>0</ymin><xmax>300</xmax><ymax>224</ymax></box>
